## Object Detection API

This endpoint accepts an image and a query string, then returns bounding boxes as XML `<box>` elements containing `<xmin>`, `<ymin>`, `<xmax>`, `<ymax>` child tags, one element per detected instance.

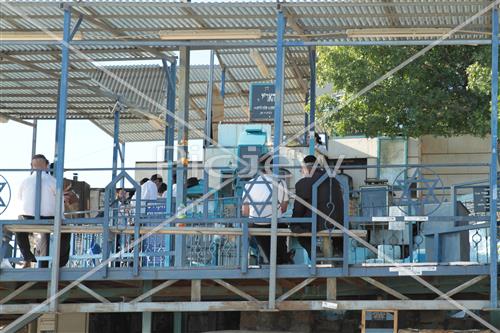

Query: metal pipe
<box><xmin>175</xmin><ymin>47</ymin><xmax>190</xmax><ymax>268</ymax></box>
<box><xmin>489</xmin><ymin>3</ymin><xmax>499</xmax><ymax>309</ymax></box>
<box><xmin>162</xmin><ymin>58</ymin><xmax>177</xmax><ymax>267</ymax></box>
<box><xmin>203</xmin><ymin>50</ymin><xmax>215</xmax><ymax>219</ymax></box>
<box><xmin>269</xmin><ymin>7</ymin><xmax>286</xmax><ymax>310</ymax></box>
<box><xmin>49</xmin><ymin>4</ymin><xmax>72</xmax><ymax>312</ymax></box>
<box><xmin>120</xmin><ymin>143</ymin><xmax>126</xmax><ymax>188</ymax></box>
<box><xmin>220</xmin><ymin>67</ymin><xmax>226</xmax><ymax>98</ymax></box>
<box><xmin>34</xmin><ymin>170</ymin><xmax>42</xmax><ymax>222</ymax></box>
<box><xmin>31</xmin><ymin>120</ymin><xmax>37</xmax><ymax>159</ymax></box>
<box><xmin>111</xmin><ymin>105</ymin><xmax>120</xmax><ymax>182</ymax></box>
<box><xmin>308</xmin><ymin>47</ymin><xmax>317</xmax><ymax>155</ymax></box>
<box><xmin>285</xmin><ymin>40</ymin><xmax>497</xmax><ymax>47</ymax></box>
<box><xmin>0</xmin><ymin>39</ymin><xmax>495</xmax><ymax>47</ymax></box>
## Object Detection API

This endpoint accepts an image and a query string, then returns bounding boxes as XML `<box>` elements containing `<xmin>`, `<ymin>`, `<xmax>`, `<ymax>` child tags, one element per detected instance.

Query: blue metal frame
<box><xmin>489</xmin><ymin>3</ymin><xmax>499</xmax><ymax>309</ymax></box>
<box><xmin>308</xmin><ymin>47</ymin><xmax>317</xmax><ymax>156</ymax></box>
<box><xmin>1</xmin><ymin>2</ymin><xmax>500</xmax><ymax>317</ymax></box>
<box><xmin>49</xmin><ymin>4</ymin><xmax>72</xmax><ymax>311</ymax></box>
<box><xmin>268</xmin><ymin>7</ymin><xmax>286</xmax><ymax>310</ymax></box>
<box><xmin>111</xmin><ymin>104</ymin><xmax>120</xmax><ymax>182</ymax></box>
<box><xmin>203</xmin><ymin>50</ymin><xmax>215</xmax><ymax>219</ymax></box>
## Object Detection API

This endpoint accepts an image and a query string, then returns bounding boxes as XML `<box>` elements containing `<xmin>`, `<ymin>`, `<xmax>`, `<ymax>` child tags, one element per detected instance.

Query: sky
<box><xmin>0</xmin><ymin>50</ymin><xmax>213</xmax><ymax>219</ymax></box>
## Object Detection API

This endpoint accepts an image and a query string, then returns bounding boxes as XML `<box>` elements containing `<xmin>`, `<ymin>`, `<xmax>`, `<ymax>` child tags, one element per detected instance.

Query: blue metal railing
<box><xmin>0</xmin><ymin>162</ymin><xmax>496</xmax><ymax>281</ymax></box>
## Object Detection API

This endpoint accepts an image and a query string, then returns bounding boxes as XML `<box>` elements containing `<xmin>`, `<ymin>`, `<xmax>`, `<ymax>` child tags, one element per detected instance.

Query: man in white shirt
<box><xmin>242</xmin><ymin>154</ymin><xmax>290</xmax><ymax>264</ymax></box>
<box><xmin>17</xmin><ymin>154</ymin><xmax>56</xmax><ymax>268</ymax></box>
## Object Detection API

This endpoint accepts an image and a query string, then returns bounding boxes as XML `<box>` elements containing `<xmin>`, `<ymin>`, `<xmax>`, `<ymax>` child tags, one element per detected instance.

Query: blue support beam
<box><xmin>269</xmin><ymin>7</ymin><xmax>286</xmax><ymax>310</ymax></box>
<box><xmin>162</xmin><ymin>58</ymin><xmax>177</xmax><ymax>267</ymax></box>
<box><xmin>49</xmin><ymin>3</ymin><xmax>72</xmax><ymax>311</ymax></box>
<box><xmin>220</xmin><ymin>67</ymin><xmax>226</xmax><ymax>98</ymax></box>
<box><xmin>31</xmin><ymin>119</ymin><xmax>37</xmax><ymax>160</ymax></box>
<box><xmin>308</xmin><ymin>47</ymin><xmax>317</xmax><ymax>156</ymax></box>
<box><xmin>162</xmin><ymin>59</ymin><xmax>177</xmax><ymax>219</ymax></box>
<box><xmin>175</xmin><ymin>47</ymin><xmax>190</xmax><ymax>268</ymax></box>
<box><xmin>111</xmin><ymin>104</ymin><xmax>120</xmax><ymax>182</ymax></box>
<box><xmin>2</xmin><ymin>39</ymin><xmax>495</xmax><ymax>48</ymax></box>
<box><xmin>203</xmin><ymin>50</ymin><xmax>215</xmax><ymax>219</ymax></box>
<box><xmin>489</xmin><ymin>3</ymin><xmax>499</xmax><ymax>310</ymax></box>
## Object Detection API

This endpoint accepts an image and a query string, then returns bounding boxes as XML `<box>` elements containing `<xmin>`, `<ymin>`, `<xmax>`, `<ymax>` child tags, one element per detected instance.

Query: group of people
<box><xmin>15</xmin><ymin>149</ymin><xmax>342</xmax><ymax>269</ymax></box>
<box><xmin>242</xmin><ymin>154</ymin><xmax>344</xmax><ymax>265</ymax></box>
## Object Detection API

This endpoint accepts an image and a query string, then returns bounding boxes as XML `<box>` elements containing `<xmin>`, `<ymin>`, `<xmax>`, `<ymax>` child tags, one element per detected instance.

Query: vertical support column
<box><xmin>31</xmin><ymin>119</ymin><xmax>37</xmax><ymax>158</ymax></box>
<box><xmin>173</xmin><ymin>312</ymin><xmax>182</xmax><ymax>333</ymax></box>
<box><xmin>203</xmin><ymin>50</ymin><xmax>215</xmax><ymax>219</ymax></box>
<box><xmin>308</xmin><ymin>47</ymin><xmax>317</xmax><ymax>156</ymax></box>
<box><xmin>304</xmin><ymin>94</ymin><xmax>309</xmax><ymax>145</ymax></box>
<box><xmin>111</xmin><ymin>104</ymin><xmax>120</xmax><ymax>181</ymax></box>
<box><xmin>269</xmin><ymin>7</ymin><xmax>286</xmax><ymax>310</ymax></box>
<box><xmin>141</xmin><ymin>280</ymin><xmax>152</xmax><ymax>333</ymax></box>
<box><xmin>120</xmin><ymin>143</ymin><xmax>126</xmax><ymax>188</ymax></box>
<box><xmin>49</xmin><ymin>4</ymin><xmax>72</xmax><ymax>312</ymax></box>
<box><xmin>162</xmin><ymin>59</ymin><xmax>177</xmax><ymax>217</ymax></box>
<box><xmin>175</xmin><ymin>47</ymin><xmax>190</xmax><ymax>268</ymax></box>
<box><xmin>162</xmin><ymin>59</ymin><xmax>176</xmax><ymax>267</ymax></box>
<box><xmin>220</xmin><ymin>67</ymin><xmax>226</xmax><ymax>98</ymax></box>
<box><xmin>489</xmin><ymin>3</ymin><xmax>499</xmax><ymax>310</ymax></box>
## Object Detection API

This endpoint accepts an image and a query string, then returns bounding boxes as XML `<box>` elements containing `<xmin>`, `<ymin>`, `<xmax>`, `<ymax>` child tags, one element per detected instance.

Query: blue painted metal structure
<box><xmin>49</xmin><ymin>4</ymin><xmax>72</xmax><ymax>311</ymax></box>
<box><xmin>0</xmin><ymin>4</ymin><xmax>499</xmax><ymax>328</ymax></box>
<box><xmin>308</xmin><ymin>47</ymin><xmax>317</xmax><ymax>156</ymax></box>
<box><xmin>490</xmin><ymin>3</ymin><xmax>499</xmax><ymax>309</ymax></box>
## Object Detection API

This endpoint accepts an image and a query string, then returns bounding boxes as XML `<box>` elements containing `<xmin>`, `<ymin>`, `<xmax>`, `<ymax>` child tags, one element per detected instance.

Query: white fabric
<box><xmin>141</xmin><ymin>180</ymin><xmax>158</xmax><ymax>201</ymax></box>
<box><xmin>242</xmin><ymin>175</ymin><xmax>288</xmax><ymax>223</ymax></box>
<box><xmin>161</xmin><ymin>184</ymin><xmax>176</xmax><ymax>198</ymax></box>
<box><xmin>18</xmin><ymin>172</ymin><xmax>56</xmax><ymax>217</ymax></box>
<box><xmin>172</xmin><ymin>183</ymin><xmax>177</xmax><ymax>198</ymax></box>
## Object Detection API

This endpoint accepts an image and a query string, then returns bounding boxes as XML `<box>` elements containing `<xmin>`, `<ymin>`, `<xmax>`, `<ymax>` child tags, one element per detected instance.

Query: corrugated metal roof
<box><xmin>0</xmin><ymin>0</ymin><xmax>495</xmax><ymax>141</ymax></box>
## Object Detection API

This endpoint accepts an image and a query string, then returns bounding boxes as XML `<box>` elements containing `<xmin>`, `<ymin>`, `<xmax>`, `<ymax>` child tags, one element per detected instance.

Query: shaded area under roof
<box><xmin>0</xmin><ymin>0</ymin><xmax>496</xmax><ymax>141</ymax></box>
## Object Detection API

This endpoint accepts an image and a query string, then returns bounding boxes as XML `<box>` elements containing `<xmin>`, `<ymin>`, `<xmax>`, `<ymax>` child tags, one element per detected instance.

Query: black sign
<box><xmin>249</xmin><ymin>83</ymin><xmax>275</xmax><ymax>122</ymax></box>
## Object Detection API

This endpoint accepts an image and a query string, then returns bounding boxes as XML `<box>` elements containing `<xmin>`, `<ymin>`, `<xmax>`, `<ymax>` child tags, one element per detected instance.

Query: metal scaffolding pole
<box><xmin>175</xmin><ymin>47</ymin><xmax>190</xmax><ymax>268</ymax></box>
<box><xmin>220</xmin><ymin>67</ymin><xmax>226</xmax><ymax>98</ymax></box>
<box><xmin>111</xmin><ymin>104</ymin><xmax>120</xmax><ymax>181</ymax></box>
<box><xmin>162</xmin><ymin>59</ymin><xmax>175</xmax><ymax>269</ymax></box>
<box><xmin>31</xmin><ymin>119</ymin><xmax>37</xmax><ymax>159</ymax></box>
<box><xmin>308</xmin><ymin>47</ymin><xmax>317</xmax><ymax>156</ymax></box>
<box><xmin>162</xmin><ymin>58</ymin><xmax>177</xmax><ymax>219</ymax></box>
<box><xmin>49</xmin><ymin>4</ymin><xmax>72</xmax><ymax>312</ymax></box>
<box><xmin>490</xmin><ymin>2</ymin><xmax>499</xmax><ymax>309</ymax></box>
<box><xmin>203</xmin><ymin>50</ymin><xmax>215</xmax><ymax>219</ymax></box>
<box><xmin>269</xmin><ymin>7</ymin><xmax>286</xmax><ymax>310</ymax></box>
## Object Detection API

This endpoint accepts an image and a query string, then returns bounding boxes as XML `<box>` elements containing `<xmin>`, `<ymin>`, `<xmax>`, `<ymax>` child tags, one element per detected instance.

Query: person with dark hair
<box><xmin>242</xmin><ymin>154</ymin><xmax>290</xmax><ymax>264</ymax></box>
<box><xmin>158</xmin><ymin>182</ymin><xmax>167</xmax><ymax>198</ymax></box>
<box><xmin>139</xmin><ymin>178</ymin><xmax>149</xmax><ymax>186</ymax></box>
<box><xmin>17</xmin><ymin>155</ymin><xmax>71</xmax><ymax>268</ymax></box>
<box><xmin>313</xmin><ymin>132</ymin><xmax>328</xmax><ymax>166</ymax></box>
<box><xmin>135</xmin><ymin>174</ymin><xmax>163</xmax><ymax>201</ymax></box>
<box><xmin>292</xmin><ymin>155</ymin><xmax>344</xmax><ymax>261</ymax></box>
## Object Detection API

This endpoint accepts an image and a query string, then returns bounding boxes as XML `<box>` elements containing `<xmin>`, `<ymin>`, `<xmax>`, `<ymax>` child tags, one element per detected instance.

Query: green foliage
<box><xmin>316</xmin><ymin>45</ymin><xmax>497</xmax><ymax>138</ymax></box>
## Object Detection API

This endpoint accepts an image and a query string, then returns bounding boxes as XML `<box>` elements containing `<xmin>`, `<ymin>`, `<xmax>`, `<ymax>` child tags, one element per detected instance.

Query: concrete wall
<box><xmin>420</xmin><ymin>135</ymin><xmax>490</xmax><ymax>187</ymax></box>
<box><xmin>326</xmin><ymin>135</ymin><xmax>491</xmax><ymax>190</ymax></box>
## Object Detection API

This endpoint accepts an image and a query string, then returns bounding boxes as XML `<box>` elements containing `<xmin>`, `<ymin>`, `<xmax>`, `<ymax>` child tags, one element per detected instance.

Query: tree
<box><xmin>316</xmin><ymin>45</ymin><xmax>497</xmax><ymax>138</ymax></box>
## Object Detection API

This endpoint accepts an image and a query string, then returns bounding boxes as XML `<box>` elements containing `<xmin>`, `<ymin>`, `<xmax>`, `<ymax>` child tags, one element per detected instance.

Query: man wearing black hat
<box><xmin>292</xmin><ymin>155</ymin><xmax>344</xmax><ymax>261</ymax></box>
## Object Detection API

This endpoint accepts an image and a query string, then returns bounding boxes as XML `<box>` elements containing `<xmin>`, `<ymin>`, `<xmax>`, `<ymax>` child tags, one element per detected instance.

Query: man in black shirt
<box><xmin>292</xmin><ymin>155</ymin><xmax>344</xmax><ymax>260</ymax></box>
